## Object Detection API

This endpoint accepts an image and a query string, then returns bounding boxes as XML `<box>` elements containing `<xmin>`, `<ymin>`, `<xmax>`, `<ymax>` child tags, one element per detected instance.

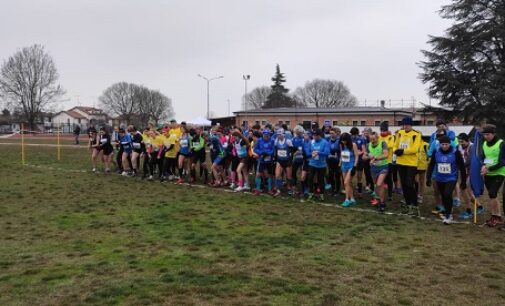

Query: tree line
<box><xmin>244</xmin><ymin>64</ymin><xmax>357</xmax><ymax>110</ymax></box>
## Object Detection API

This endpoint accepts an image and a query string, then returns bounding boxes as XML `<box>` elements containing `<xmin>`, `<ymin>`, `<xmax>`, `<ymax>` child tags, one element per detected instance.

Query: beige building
<box><xmin>234</xmin><ymin>107</ymin><xmax>441</xmax><ymax>129</ymax></box>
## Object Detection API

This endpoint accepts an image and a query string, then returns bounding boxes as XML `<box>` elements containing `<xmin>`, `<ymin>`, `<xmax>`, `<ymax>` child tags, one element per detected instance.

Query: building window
<box><xmin>67</xmin><ymin>119</ymin><xmax>70</xmax><ymax>124</ymax></box>
<box><xmin>360</xmin><ymin>121</ymin><xmax>366</xmax><ymax>126</ymax></box>
<box><xmin>332</xmin><ymin>121</ymin><xmax>338</xmax><ymax>126</ymax></box>
<box><xmin>242</xmin><ymin>120</ymin><xmax>248</xmax><ymax>127</ymax></box>
<box><xmin>255</xmin><ymin>120</ymin><xmax>260</xmax><ymax>125</ymax></box>
<box><xmin>374</xmin><ymin>121</ymin><xmax>381</xmax><ymax>126</ymax></box>
<box><xmin>352</xmin><ymin>121</ymin><xmax>358</xmax><ymax>126</ymax></box>
<box><xmin>261</xmin><ymin>121</ymin><xmax>266</xmax><ymax>126</ymax></box>
<box><xmin>78</xmin><ymin>119</ymin><xmax>81</xmax><ymax>124</ymax></box>
<box><xmin>427</xmin><ymin>120</ymin><xmax>434</xmax><ymax>126</ymax></box>
<box><xmin>302</xmin><ymin>121</ymin><xmax>311</xmax><ymax>130</ymax></box>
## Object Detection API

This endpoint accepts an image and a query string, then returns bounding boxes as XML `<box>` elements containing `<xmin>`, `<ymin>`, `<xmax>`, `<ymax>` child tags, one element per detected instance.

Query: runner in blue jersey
<box><xmin>307</xmin><ymin>129</ymin><xmax>330</xmax><ymax>201</ymax></box>
<box><xmin>339</xmin><ymin>132</ymin><xmax>360</xmax><ymax>207</ymax></box>
<box><xmin>291</xmin><ymin>125</ymin><xmax>305</xmax><ymax>196</ymax></box>
<box><xmin>118</xmin><ymin>128</ymin><xmax>133</xmax><ymax>176</ymax></box>
<box><xmin>350</xmin><ymin>127</ymin><xmax>367</xmax><ymax>195</ymax></box>
<box><xmin>427</xmin><ymin>136</ymin><xmax>467</xmax><ymax>224</ymax></box>
<box><xmin>327</xmin><ymin>127</ymin><xmax>342</xmax><ymax>196</ymax></box>
<box><xmin>253</xmin><ymin>128</ymin><xmax>275</xmax><ymax>195</ymax></box>
<box><xmin>273</xmin><ymin>128</ymin><xmax>294</xmax><ymax>196</ymax></box>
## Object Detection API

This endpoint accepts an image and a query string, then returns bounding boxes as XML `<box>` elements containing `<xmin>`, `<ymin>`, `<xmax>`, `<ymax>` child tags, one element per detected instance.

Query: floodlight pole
<box><xmin>197</xmin><ymin>74</ymin><xmax>224</xmax><ymax>119</ymax></box>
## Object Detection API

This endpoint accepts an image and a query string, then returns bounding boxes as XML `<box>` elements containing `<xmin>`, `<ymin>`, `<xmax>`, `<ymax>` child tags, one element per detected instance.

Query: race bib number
<box><xmin>263</xmin><ymin>155</ymin><xmax>271</xmax><ymax>162</ymax></box>
<box><xmin>132</xmin><ymin>142</ymin><xmax>141</xmax><ymax>149</ymax></box>
<box><xmin>484</xmin><ymin>158</ymin><xmax>495</xmax><ymax>166</ymax></box>
<box><xmin>298</xmin><ymin>146</ymin><xmax>302</xmax><ymax>151</ymax></box>
<box><xmin>328</xmin><ymin>154</ymin><xmax>337</xmax><ymax>159</ymax></box>
<box><xmin>437</xmin><ymin>163</ymin><xmax>451</xmax><ymax>174</ymax></box>
<box><xmin>100</xmin><ymin>138</ymin><xmax>107</xmax><ymax>144</ymax></box>
<box><xmin>193</xmin><ymin>142</ymin><xmax>200</xmax><ymax>147</ymax></box>
<box><xmin>341</xmin><ymin>151</ymin><xmax>351</xmax><ymax>163</ymax></box>
<box><xmin>400</xmin><ymin>141</ymin><xmax>409</xmax><ymax>149</ymax></box>
<box><xmin>277</xmin><ymin>150</ymin><xmax>287</xmax><ymax>158</ymax></box>
<box><xmin>180</xmin><ymin>139</ymin><xmax>188</xmax><ymax>147</ymax></box>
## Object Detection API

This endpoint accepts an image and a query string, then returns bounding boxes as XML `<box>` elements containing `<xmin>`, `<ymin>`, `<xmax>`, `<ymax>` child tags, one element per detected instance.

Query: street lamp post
<box><xmin>242</xmin><ymin>75</ymin><xmax>250</xmax><ymax>110</ymax></box>
<box><xmin>197</xmin><ymin>74</ymin><xmax>224</xmax><ymax>119</ymax></box>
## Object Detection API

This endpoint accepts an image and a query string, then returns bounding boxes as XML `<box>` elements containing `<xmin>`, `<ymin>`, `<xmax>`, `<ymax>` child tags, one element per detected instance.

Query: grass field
<box><xmin>1</xmin><ymin>143</ymin><xmax>505</xmax><ymax>305</ymax></box>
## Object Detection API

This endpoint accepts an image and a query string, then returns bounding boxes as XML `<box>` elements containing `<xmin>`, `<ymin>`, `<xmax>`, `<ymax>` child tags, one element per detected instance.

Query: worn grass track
<box><xmin>1</xmin><ymin>145</ymin><xmax>505</xmax><ymax>305</ymax></box>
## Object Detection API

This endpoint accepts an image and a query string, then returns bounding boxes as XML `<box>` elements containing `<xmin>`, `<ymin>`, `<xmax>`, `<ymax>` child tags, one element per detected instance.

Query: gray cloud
<box><xmin>0</xmin><ymin>0</ymin><xmax>451</xmax><ymax>119</ymax></box>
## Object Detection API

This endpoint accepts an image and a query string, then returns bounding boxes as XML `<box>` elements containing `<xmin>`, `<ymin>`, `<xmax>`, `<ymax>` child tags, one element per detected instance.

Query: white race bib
<box><xmin>341</xmin><ymin>151</ymin><xmax>351</xmax><ymax>163</ymax></box>
<box><xmin>437</xmin><ymin>163</ymin><xmax>451</xmax><ymax>174</ymax></box>
<box><xmin>132</xmin><ymin>142</ymin><xmax>141</xmax><ymax>149</ymax></box>
<box><xmin>400</xmin><ymin>141</ymin><xmax>409</xmax><ymax>149</ymax></box>
<box><xmin>264</xmin><ymin>155</ymin><xmax>271</xmax><ymax>162</ymax></box>
<box><xmin>180</xmin><ymin>139</ymin><xmax>188</xmax><ymax>147</ymax></box>
<box><xmin>100</xmin><ymin>138</ymin><xmax>107</xmax><ymax>144</ymax></box>
<box><xmin>277</xmin><ymin>150</ymin><xmax>287</xmax><ymax>158</ymax></box>
<box><xmin>484</xmin><ymin>158</ymin><xmax>495</xmax><ymax>166</ymax></box>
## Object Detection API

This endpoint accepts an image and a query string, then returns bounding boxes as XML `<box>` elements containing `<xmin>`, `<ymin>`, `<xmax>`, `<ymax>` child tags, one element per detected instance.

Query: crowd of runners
<box><xmin>86</xmin><ymin>117</ymin><xmax>505</xmax><ymax>228</ymax></box>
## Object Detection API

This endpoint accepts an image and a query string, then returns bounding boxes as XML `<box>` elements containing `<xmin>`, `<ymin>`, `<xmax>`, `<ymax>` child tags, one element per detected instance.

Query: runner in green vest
<box><xmin>363</xmin><ymin>132</ymin><xmax>389</xmax><ymax>212</ymax></box>
<box><xmin>481</xmin><ymin>124</ymin><xmax>505</xmax><ymax>228</ymax></box>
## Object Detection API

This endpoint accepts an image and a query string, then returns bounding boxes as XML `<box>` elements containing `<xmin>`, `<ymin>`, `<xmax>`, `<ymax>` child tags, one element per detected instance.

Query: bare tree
<box><xmin>99</xmin><ymin>82</ymin><xmax>174</xmax><ymax>127</ymax></box>
<box><xmin>243</xmin><ymin>86</ymin><xmax>271</xmax><ymax>110</ymax></box>
<box><xmin>0</xmin><ymin>44</ymin><xmax>65</xmax><ymax>130</ymax></box>
<box><xmin>294</xmin><ymin>79</ymin><xmax>357</xmax><ymax>108</ymax></box>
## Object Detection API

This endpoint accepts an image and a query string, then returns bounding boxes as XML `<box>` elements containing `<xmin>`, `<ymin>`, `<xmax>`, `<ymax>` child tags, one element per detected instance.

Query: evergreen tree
<box><xmin>420</xmin><ymin>0</ymin><xmax>505</xmax><ymax>131</ymax></box>
<box><xmin>263</xmin><ymin>64</ymin><xmax>294</xmax><ymax>108</ymax></box>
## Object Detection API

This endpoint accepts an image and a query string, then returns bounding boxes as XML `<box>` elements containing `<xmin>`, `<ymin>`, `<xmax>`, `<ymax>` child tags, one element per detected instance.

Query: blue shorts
<box><xmin>257</xmin><ymin>162</ymin><xmax>273</xmax><ymax>174</ymax></box>
<box><xmin>371</xmin><ymin>164</ymin><xmax>389</xmax><ymax>180</ymax></box>
<box><xmin>213</xmin><ymin>156</ymin><xmax>224</xmax><ymax>166</ymax></box>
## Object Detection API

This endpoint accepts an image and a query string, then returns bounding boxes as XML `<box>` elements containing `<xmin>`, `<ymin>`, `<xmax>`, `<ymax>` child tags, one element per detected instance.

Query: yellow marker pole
<box><xmin>57</xmin><ymin>124</ymin><xmax>61</xmax><ymax>161</ymax></box>
<box><xmin>473</xmin><ymin>199</ymin><xmax>477</xmax><ymax>225</ymax></box>
<box><xmin>21</xmin><ymin>123</ymin><xmax>25</xmax><ymax>164</ymax></box>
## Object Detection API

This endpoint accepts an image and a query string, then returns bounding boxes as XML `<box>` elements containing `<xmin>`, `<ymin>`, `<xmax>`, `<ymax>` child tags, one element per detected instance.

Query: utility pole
<box><xmin>242</xmin><ymin>75</ymin><xmax>250</xmax><ymax>110</ymax></box>
<box><xmin>197</xmin><ymin>74</ymin><xmax>224</xmax><ymax>119</ymax></box>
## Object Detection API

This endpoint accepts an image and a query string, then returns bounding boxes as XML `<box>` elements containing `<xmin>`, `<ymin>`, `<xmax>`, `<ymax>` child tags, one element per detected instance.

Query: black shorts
<box><xmin>231</xmin><ymin>156</ymin><xmax>240</xmax><ymax>172</ymax></box>
<box><xmin>302</xmin><ymin>159</ymin><xmax>310</xmax><ymax>171</ymax></box>
<box><xmin>257</xmin><ymin>162</ymin><xmax>274</xmax><ymax>175</ymax></box>
<box><xmin>179</xmin><ymin>152</ymin><xmax>191</xmax><ymax>158</ymax></box>
<box><xmin>485</xmin><ymin>175</ymin><xmax>505</xmax><ymax>199</ymax></box>
<box><xmin>356</xmin><ymin>158</ymin><xmax>365</xmax><ymax>171</ymax></box>
<box><xmin>192</xmin><ymin>150</ymin><xmax>206</xmax><ymax>164</ymax></box>
<box><xmin>277</xmin><ymin>160</ymin><xmax>292</xmax><ymax>168</ymax></box>
<box><xmin>102</xmin><ymin>146</ymin><xmax>114</xmax><ymax>155</ymax></box>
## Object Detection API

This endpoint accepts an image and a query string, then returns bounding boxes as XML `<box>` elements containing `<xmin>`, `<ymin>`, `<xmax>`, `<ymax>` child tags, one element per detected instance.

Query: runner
<box><xmin>88</xmin><ymin>128</ymin><xmax>100</xmax><ymax>172</ymax></box>
<box><xmin>273</xmin><ymin>128</ymin><xmax>293</xmax><ymax>196</ymax></box>
<box><xmin>162</xmin><ymin>127</ymin><xmax>179</xmax><ymax>181</ymax></box>
<box><xmin>427</xmin><ymin>135</ymin><xmax>467</xmax><ymax>224</ymax></box>
<box><xmin>232</xmin><ymin>128</ymin><xmax>251</xmax><ymax>192</ymax></box>
<box><xmin>350</xmin><ymin>127</ymin><xmax>366</xmax><ymax>196</ymax></box>
<box><xmin>129</xmin><ymin>126</ymin><xmax>144</xmax><ymax>176</ymax></box>
<box><xmin>291</xmin><ymin>125</ymin><xmax>305</xmax><ymax>196</ymax></box>
<box><xmin>209</xmin><ymin>127</ymin><xmax>226</xmax><ymax>187</ymax></box>
<box><xmin>176</xmin><ymin>126</ymin><xmax>192</xmax><ymax>184</ymax></box>
<box><xmin>363</xmin><ymin>132</ymin><xmax>389</xmax><ymax>212</ymax></box>
<box><xmin>118</xmin><ymin>128</ymin><xmax>133</xmax><ymax>176</ymax></box>
<box><xmin>378</xmin><ymin>122</ymin><xmax>396</xmax><ymax>201</ymax></box>
<box><xmin>301</xmin><ymin>130</ymin><xmax>313</xmax><ymax>198</ymax></box>
<box><xmin>480</xmin><ymin>124</ymin><xmax>505</xmax><ymax>228</ymax></box>
<box><xmin>190</xmin><ymin>127</ymin><xmax>207</xmax><ymax>183</ymax></box>
<box><xmin>416</xmin><ymin>139</ymin><xmax>429</xmax><ymax>205</ymax></box>
<box><xmin>253</xmin><ymin>128</ymin><xmax>275</xmax><ymax>196</ymax></box>
<box><xmin>393</xmin><ymin>117</ymin><xmax>421</xmax><ymax>214</ymax></box>
<box><xmin>339</xmin><ymin>132</ymin><xmax>359</xmax><ymax>207</ymax></box>
<box><xmin>327</xmin><ymin>127</ymin><xmax>342</xmax><ymax>196</ymax></box>
<box><xmin>307</xmin><ymin>129</ymin><xmax>330</xmax><ymax>201</ymax></box>
<box><xmin>98</xmin><ymin>127</ymin><xmax>114</xmax><ymax>173</ymax></box>
<box><xmin>457</xmin><ymin>133</ymin><xmax>485</xmax><ymax>219</ymax></box>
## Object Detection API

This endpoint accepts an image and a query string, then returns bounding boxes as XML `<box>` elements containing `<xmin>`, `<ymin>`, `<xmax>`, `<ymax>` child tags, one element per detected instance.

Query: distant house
<box><xmin>52</xmin><ymin>106</ymin><xmax>111</xmax><ymax>132</ymax></box>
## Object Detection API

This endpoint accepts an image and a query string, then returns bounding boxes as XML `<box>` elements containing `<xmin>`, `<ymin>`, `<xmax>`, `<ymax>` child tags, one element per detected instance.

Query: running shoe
<box><xmin>306</xmin><ymin>193</ymin><xmax>314</xmax><ymax>202</ymax></box>
<box><xmin>234</xmin><ymin>186</ymin><xmax>245</xmax><ymax>192</ymax></box>
<box><xmin>269</xmin><ymin>189</ymin><xmax>277</xmax><ymax>196</ymax></box>
<box><xmin>319</xmin><ymin>194</ymin><xmax>325</xmax><ymax>201</ymax></box>
<box><xmin>370</xmin><ymin>199</ymin><xmax>379</xmax><ymax>207</ymax></box>
<box><xmin>325</xmin><ymin>183</ymin><xmax>332</xmax><ymax>190</ymax></box>
<box><xmin>378</xmin><ymin>202</ymin><xmax>386</xmax><ymax>212</ymax></box>
<box><xmin>485</xmin><ymin>216</ymin><xmax>503</xmax><ymax>227</ymax></box>
<box><xmin>253</xmin><ymin>190</ymin><xmax>262</xmax><ymax>196</ymax></box>
<box><xmin>453</xmin><ymin>197</ymin><xmax>461</xmax><ymax>207</ymax></box>
<box><xmin>92</xmin><ymin>168</ymin><xmax>97</xmax><ymax>172</ymax></box>
<box><xmin>273</xmin><ymin>190</ymin><xmax>281</xmax><ymax>197</ymax></box>
<box><xmin>148</xmin><ymin>175</ymin><xmax>153</xmax><ymax>181</ymax></box>
<box><xmin>477</xmin><ymin>206</ymin><xmax>485</xmax><ymax>215</ymax></box>
<box><xmin>287</xmin><ymin>189</ymin><xmax>294</xmax><ymax>196</ymax></box>
<box><xmin>175</xmin><ymin>178</ymin><xmax>184</xmax><ymax>185</ymax></box>
<box><xmin>349</xmin><ymin>198</ymin><xmax>357</xmax><ymax>205</ymax></box>
<box><xmin>341</xmin><ymin>199</ymin><xmax>352</xmax><ymax>207</ymax></box>
<box><xmin>229</xmin><ymin>183</ymin><xmax>237</xmax><ymax>190</ymax></box>
<box><xmin>442</xmin><ymin>215</ymin><xmax>453</xmax><ymax>225</ymax></box>
<box><xmin>458</xmin><ymin>211</ymin><xmax>472</xmax><ymax>220</ymax></box>
<box><xmin>243</xmin><ymin>185</ymin><xmax>251</xmax><ymax>191</ymax></box>
<box><xmin>121</xmin><ymin>171</ymin><xmax>129</xmax><ymax>176</ymax></box>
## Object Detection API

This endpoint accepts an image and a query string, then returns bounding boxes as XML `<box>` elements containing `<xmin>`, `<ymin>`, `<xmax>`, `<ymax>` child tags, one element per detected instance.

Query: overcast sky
<box><xmin>0</xmin><ymin>0</ymin><xmax>451</xmax><ymax>120</ymax></box>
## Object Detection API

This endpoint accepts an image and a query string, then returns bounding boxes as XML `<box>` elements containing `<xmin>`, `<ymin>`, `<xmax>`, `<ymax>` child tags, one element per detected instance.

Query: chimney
<box><xmin>380</xmin><ymin>100</ymin><xmax>385</xmax><ymax>108</ymax></box>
